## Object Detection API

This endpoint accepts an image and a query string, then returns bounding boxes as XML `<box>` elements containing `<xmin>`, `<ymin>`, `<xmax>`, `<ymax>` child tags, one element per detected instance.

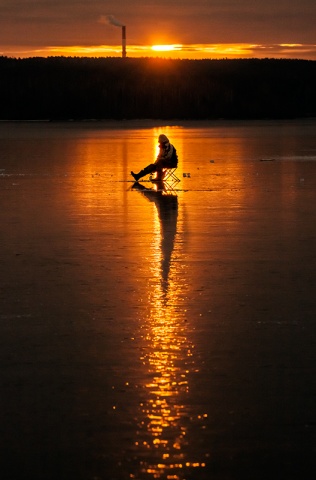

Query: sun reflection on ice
<box><xmin>132</xmin><ymin>182</ymin><xmax>207</xmax><ymax>479</ymax></box>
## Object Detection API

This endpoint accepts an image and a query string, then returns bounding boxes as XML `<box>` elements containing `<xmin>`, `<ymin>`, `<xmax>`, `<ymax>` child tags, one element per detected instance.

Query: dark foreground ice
<box><xmin>0</xmin><ymin>120</ymin><xmax>315</xmax><ymax>479</ymax></box>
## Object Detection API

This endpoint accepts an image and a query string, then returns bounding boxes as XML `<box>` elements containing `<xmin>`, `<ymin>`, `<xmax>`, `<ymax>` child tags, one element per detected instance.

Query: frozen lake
<box><xmin>0</xmin><ymin>120</ymin><xmax>316</xmax><ymax>479</ymax></box>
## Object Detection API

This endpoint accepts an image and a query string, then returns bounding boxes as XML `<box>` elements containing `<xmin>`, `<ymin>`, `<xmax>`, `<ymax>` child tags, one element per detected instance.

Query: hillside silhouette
<box><xmin>0</xmin><ymin>56</ymin><xmax>315</xmax><ymax>120</ymax></box>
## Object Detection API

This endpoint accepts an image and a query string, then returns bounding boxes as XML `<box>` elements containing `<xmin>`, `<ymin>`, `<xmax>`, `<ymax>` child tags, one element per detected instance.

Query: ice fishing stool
<box><xmin>149</xmin><ymin>167</ymin><xmax>180</xmax><ymax>187</ymax></box>
<box><xmin>162</xmin><ymin>167</ymin><xmax>180</xmax><ymax>186</ymax></box>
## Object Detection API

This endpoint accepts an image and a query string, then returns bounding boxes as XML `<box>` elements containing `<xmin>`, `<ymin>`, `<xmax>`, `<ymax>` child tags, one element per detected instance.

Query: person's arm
<box><xmin>158</xmin><ymin>144</ymin><xmax>173</xmax><ymax>161</ymax></box>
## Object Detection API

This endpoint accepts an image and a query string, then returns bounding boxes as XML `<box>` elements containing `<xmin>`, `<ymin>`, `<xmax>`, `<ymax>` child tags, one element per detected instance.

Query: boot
<box><xmin>131</xmin><ymin>171</ymin><xmax>140</xmax><ymax>181</ymax></box>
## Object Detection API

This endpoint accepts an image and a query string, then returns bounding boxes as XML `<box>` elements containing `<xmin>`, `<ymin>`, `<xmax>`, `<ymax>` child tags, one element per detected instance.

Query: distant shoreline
<box><xmin>1</xmin><ymin>57</ymin><xmax>315</xmax><ymax>121</ymax></box>
<box><xmin>1</xmin><ymin>118</ymin><xmax>316</xmax><ymax>128</ymax></box>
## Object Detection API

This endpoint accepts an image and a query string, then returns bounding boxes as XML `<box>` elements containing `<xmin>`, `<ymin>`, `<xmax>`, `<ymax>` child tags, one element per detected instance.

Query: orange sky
<box><xmin>4</xmin><ymin>43</ymin><xmax>316</xmax><ymax>61</ymax></box>
<box><xmin>1</xmin><ymin>1</ymin><xmax>315</xmax><ymax>60</ymax></box>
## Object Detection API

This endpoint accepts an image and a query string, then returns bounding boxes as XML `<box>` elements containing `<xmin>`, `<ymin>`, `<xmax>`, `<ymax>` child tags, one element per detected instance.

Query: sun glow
<box><xmin>151</xmin><ymin>44</ymin><xmax>182</xmax><ymax>52</ymax></box>
<box><xmin>3</xmin><ymin>42</ymin><xmax>316</xmax><ymax>60</ymax></box>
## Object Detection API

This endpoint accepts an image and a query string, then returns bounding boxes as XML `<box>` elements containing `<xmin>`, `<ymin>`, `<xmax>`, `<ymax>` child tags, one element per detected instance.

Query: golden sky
<box><xmin>1</xmin><ymin>0</ymin><xmax>315</xmax><ymax>60</ymax></box>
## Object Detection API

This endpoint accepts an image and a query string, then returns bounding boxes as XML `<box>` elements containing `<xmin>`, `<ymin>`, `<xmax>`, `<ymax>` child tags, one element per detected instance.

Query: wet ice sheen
<box><xmin>0</xmin><ymin>120</ymin><xmax>316</xmax><ymax>480</ymax></box>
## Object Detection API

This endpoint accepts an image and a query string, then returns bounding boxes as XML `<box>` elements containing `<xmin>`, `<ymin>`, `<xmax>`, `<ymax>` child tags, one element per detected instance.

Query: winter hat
<box><xmin>158</xmin><ymin>134</ymin><xmax>169</xmax><ymax>144</ymax></box>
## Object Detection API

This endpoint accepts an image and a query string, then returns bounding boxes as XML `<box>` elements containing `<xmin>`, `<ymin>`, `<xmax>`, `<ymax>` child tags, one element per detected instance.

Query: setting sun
<box><xmin>151</xmin><ymin>44</ymin><xmax>182</xmax><ymax>52</ymax></box>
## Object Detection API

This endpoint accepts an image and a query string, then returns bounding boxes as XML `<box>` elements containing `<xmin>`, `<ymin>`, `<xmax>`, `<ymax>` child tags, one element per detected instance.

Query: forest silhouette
<box><xmin>0</xmin><ymin>56</ymin><xmax>315</xmax><ymax>120</ymax></box>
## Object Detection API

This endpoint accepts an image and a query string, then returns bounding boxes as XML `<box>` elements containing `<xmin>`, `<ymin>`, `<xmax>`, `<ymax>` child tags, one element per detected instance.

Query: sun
<box><xmin>151</xmin><ymin>44</ymin><xmax>181</xmax><ymax>52</ymax></box>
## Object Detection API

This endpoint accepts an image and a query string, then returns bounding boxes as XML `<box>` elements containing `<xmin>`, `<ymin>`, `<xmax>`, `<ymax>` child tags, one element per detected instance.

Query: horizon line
<box><xmin>1</xmin><ymin>43</ymin><xmax>316</xmax><ymax>61</ymax></box>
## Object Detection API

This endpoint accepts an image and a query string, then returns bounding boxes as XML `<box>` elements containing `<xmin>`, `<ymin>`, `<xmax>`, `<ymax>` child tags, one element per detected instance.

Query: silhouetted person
<box><xmin>131</xmin><ymin>134</ymin><xmax>178</xmax><ymax>182</ymax></box>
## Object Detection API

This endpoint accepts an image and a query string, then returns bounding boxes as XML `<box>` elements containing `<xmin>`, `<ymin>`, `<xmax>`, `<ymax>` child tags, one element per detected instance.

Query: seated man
<box><xmin>131</xmin><ymin>134</ymin><xmax>178</xmax><ymax>182</ymax></box>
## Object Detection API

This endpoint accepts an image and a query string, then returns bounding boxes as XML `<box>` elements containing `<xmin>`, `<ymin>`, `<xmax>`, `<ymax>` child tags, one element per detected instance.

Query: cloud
<box><xmin>0</xmin><ymin>0</ymin><xmax>315</xmax><ymax>51</ymax></box>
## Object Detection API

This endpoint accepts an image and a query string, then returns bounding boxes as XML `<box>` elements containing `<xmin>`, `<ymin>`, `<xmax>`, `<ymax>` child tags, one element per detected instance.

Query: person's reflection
<box><xmin>132</xmin><ymin>181</ymin><xmax>178</xmax><ymax>297</ymax></box>
<box><xmin>131</xmin><ymin>182</ymin><xmax>207</xmax><ymax>479</ymax></box>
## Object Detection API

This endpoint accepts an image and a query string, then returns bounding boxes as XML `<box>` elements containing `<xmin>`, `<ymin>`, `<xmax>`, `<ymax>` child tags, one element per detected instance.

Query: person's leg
<box><xmin>131</xmin><ymin>164</ymin><xmax>156</xmax><ymax>181</ymax></box>
<box><xmin>149</xmin><ymin>159</ymin><xmax>165</xmax><ymax>181</ymax></box>
<box><xmin>151</xmin><ymin>167</ymin><xmax>165</xmax><ymax>181</ymax></box>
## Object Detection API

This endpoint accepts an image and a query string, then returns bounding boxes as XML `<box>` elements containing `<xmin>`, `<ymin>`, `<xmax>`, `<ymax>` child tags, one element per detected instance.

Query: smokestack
<box><xmin>101</xmin><ymin>15</ymin><xmax>127</xmax><ymax>58</ymax></box>
<box><xmin>122</xmin><ymin>26</ymin><xmax>126</xmax><ymax>58</ymax></box>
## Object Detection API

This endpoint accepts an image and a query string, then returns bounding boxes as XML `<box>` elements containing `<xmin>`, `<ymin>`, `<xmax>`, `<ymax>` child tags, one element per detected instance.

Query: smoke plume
<box><xmin>99</xmin><ymin>15</ymin><xmax>125</xmax><ymax>27</ymax></box>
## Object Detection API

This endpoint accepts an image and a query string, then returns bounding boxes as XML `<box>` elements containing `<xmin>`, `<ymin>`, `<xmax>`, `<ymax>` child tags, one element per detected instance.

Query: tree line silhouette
<box><xmin>0</xmin><ymin>56</ymin><xmax>315</xmax><ymax>120</ymax></box>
